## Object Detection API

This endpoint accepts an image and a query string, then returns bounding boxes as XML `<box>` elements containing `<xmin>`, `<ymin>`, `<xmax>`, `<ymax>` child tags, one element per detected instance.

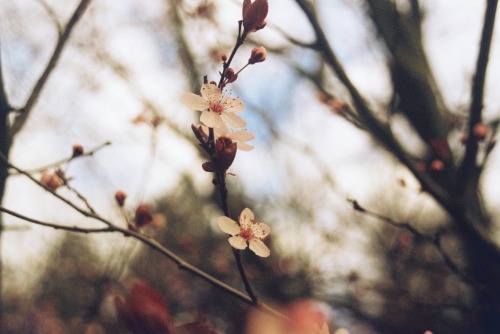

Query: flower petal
<box><xmin>237</xmin><ymin>142</ymin><xmax>254</xmax><ymax>151</ymax></box>
<box><xmin>218</xmin><ymin>216</ymin><xmax>240</xmax><ymax>236</ymax></box>
<box><xmin>200</xmin><ymin>84</ymin><xmax>221</xmax><ymax>102</ymax></box>
<box><xmin>229</xmin><ymin>130</ymin><xmax>254</xmax><ymax>142</ymax></box>
<box><xmin>200</xmin><ymin>111</ymin><xmax>224</xmax><ymax>128</ymax></box>
<box><xmin>182</xmin><ymin>93</ymin><xmax>209</xmax><ymax>111</ymax></box>
<box><xmin>252</xmin><ymin>222</ymin><xmax>270</xmax><ymax>239</ymax></box>
<box><xmin>229</xmin><ymin>236</ymin><xmax>247</xmax><ymax>250</ymax></box>
<box><xmin>221</xmin><ymin>97</ymin><xmax>245</xmax><ymax>112</ymax></box>
<box><xmin>239</xmin><ymin>208</ymin><xmax>254</xmax><ymax>229</ymax></box>
<box><xmin>249</xmin><ymin>239</ymin><xmax>270</xmax><ymax>257</ymax></box>
<box><xmin>221</xmin><ymin>112</ymin><xmax>247</xmax><ymax>128</ymax></box>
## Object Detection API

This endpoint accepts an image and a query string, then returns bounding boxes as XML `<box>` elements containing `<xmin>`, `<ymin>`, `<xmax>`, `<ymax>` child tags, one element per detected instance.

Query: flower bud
<box><xmin>135</xmin><ymin>204</ymin><xmax>153</xmax><ymax>228</ymax></box>
<box><xmin>242</xmin><ymin>0</ymin><xmax>268</xmax><ymax>36</ymax></box>
<box><xmin>473</xmin><ymin>123</ymin><xmax>488</xmax><ymax>141</ymax></box>
<box><xmin>115</xmin><ymin>190</ymin><xmax>127</xmax><ymax>207</ymax></box>
<box><xmin>215</xmin><ymin>137</ymin><xmax>237</xmax><ymax>170</ymax></box>
<box><xmin>248</xmin><ymin>47</ymin><xmax>267</xmax><ymax>64</ymax></box>
<box><xmin>430</xmin><ymin>159</ymin><xmax>445</xmax><ymax>172</ymax></box>
<box><xmin>72</xmin><ymin>144</ymin><xmax>84</xmax><ymax>157</ymax></box>
<box><xmin>223</xmin><ymin>68</ymin><xmax>238</xmax><ymax>83</ymax></box>
<box><xmin>40</xmin><ymin>170</ymin><xmax>65</xmax><ymax>191</ymax></box>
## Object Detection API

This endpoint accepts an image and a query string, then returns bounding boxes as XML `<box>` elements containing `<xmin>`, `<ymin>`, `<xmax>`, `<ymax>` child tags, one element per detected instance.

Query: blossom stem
<box><xmin>211</xmin><ymin>142</ymin><xmax>259</xmax><ymax>304</ymax></box>
<box><xmin>217</xmin><ymin>20</ymin><xmax>245</xmax><ymax>88</ymax></box>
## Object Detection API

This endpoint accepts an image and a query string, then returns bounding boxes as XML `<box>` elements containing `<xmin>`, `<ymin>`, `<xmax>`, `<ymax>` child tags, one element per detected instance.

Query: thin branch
<box><xmin>0</xmin><ymin>206</ymin><xmax>111</xmax><ymax>233</ymax></box>
<box><xmin>9</xmin><ymin>0</ymin><xmax>93</xmax><ymax>138</ymax></box>
<box><xmin>9</xmin><ymin>141</ymin><xmax>111</xmax><ymax>176</ymax></box>
<box><xmin>349</xmin><ymin>199</ymin><xmax>473</xmax><ymax>284</ymax></box>
<box><xmin>459</xmin><ymin>0</ymin><xmax>498</xmax><ymax>190</ymax></box>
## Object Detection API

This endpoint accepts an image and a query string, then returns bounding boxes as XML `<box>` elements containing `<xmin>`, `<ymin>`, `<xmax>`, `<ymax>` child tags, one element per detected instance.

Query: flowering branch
<box><xmin>0</xmin><ymin>152</ymin><xmax>287</xmax><ymax>320</ymax></box>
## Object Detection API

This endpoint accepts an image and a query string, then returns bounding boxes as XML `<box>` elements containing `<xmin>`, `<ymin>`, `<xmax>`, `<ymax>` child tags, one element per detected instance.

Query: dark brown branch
<box><xmin>459</xmin><ymin>0</ymin><xmax>498</xmax><ymax>190</ymax></box>
<box><xmin>9</xmin><ymin>0</ymin><xmax>93</xmax><ymax>138</ymax></box>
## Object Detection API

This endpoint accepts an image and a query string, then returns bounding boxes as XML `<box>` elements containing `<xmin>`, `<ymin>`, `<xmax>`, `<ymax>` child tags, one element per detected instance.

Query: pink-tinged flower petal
<box><xmin>237</xmin><ymin>142</ymin><xmax>254</xmax><ymax>151</ymax></box>
<box><xmin>200</xmin><ymin>84</ymin><xmax>221</xmax><ymax>101</ymax></box>
<box><xmin>239</xmin><ymin>208</ymin><xmax>254</xmax><ymax>229</ymax></box>
<box><xmin>249</xmin><ymin>239</ymin><xmax>270</xmax><ymax>257</ymax></box>
<box><xmin>229</xmin><ymin>130</ymin><xmax>254</xmax><ymax>142</ymax></box>
<box><xmin>221</xmin><ymin>112</ymin><xmax>247</xmax><ymax>128</ymax></box>
<box><xmin>201</xmin><ymin>111</ymin><xmax>224</xmax><ymax>128</ymax></box>
<box><xmin>229</xmin><ymin>236</ymin><xmax>248</xmax><ymax>250</ymax></box>
<box><xmin>221</xmin><ymin>97</ymin><xmax>245</xmax><ymax>113</ymax></box>
<box><xmin>182</xmin><ymin>93</ymin><xmax>209</xmax><ymax>111</ymax></box>
<box><xmin>218</xmin><ymin>216</ymin><xmax>240</xmax><ymax>235</ymax></box>
<box><xmin>252</xmin><ymin>222</ymin><xmax>270</xmax><ymax>239</ymax></box>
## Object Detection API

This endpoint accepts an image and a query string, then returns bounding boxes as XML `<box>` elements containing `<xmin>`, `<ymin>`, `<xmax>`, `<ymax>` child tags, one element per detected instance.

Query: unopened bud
<box><xmin>215</xmin><ymin>137</ymin><xmax>237</xmax><ymax>170</ymax></box>
<box><xmin>72</xmin><ymin>144</ymin><xmax>84</xmax><ymax>157</ymax></box>
<box><xmin>224</xmin><ymin>68</ymin><xmax>238</xmax><ymax>83</ymax></box>
<box><xmin>248</xmin><ymin>47</ymin><xmax>267</xmax><ymax>64</ymax></box>
<box><xmin>242</xmin><ymin>0</ymin><xmax>268</xmax><ymax>36</ymax></box>
<box><xmin>221</xmin><ymin>54</ymin><xmax>227</xmax><ymax>62</ymax></box>
<box><xmin>430</xmin><ymin>159</ymin><xmax>445</xmax><ymax>172</ymax></box>
<box><xmin>135</xmin><ymin>204</ymin><xmax>153</xmax><ymax>228</ymax></box>
<box><xmin>115</xmin><ymin>190</ymin><xmax>127</xmax><ymax>207</ymax></box>
<box><xmin>40</xmin><ymin>170</ymin><xmax>65</xmax><ymax>191</ymax></box>
<box><xmin>473</xmin><ymin>123</ymin><xmax>488</xmax><ymax>141</ymax></box>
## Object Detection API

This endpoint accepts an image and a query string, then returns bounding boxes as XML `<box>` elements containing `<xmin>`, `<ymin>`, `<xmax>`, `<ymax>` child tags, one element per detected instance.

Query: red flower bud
<box><xmin>40</xmin><ymin>170</ymin><xmax>65</xmax><ymax>190</ymax></box>
<box><xmin>135</xmin><ymin>204</ymin><xmax>154</xmax><ymax>228</ymax></box>
<box><xmin>473</xmin><ymin>123</ymin><xmax>488</xmax><ymax>141</ymax></box>
<box><xmin>242</xmin><ymin>0</ymin><xmax>268</xmax><ymax>36</ymax></box>
<box><xmin>72</xmin><ymin>144</ymin><xmax>84</xmax><ymax>157</ymax></box>
<box><xmin>215</xmin><ymin>137</ymin><xmax>237</xmax><ymax>170</ymax></box>
<box><xmin>248</xmin><ymin>47</ymin><xmax>267</xmax><ymax>64</ymax></box>
<box><xmin>115</xmin><ymin>190</ymin><xmax>127</xmax><ymax>207</ymax></box>
<box><xmin>223</xmin><ymin>67</ymin><xmax>238</xmax><ymax>83</ymax></box>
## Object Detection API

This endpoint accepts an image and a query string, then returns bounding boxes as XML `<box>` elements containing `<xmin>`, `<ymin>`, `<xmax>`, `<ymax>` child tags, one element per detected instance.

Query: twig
<box><xmin>9</xmin><ymin>141</ymin><xmax>111</xmax><ymax>176</ymax></box>
<box><xmin>9</xmin><ymin>0</ymin><xmax>93</xmax><ymax>138</ymax></box>
<box><xmin>349</xmin><ymin>199</ymin><xmax>474</xmax><ymax>284</ymax></box>
<box><xmin>0</xmin><ymin>206</ymin><xmax>111</xmax><ymax>233</ymax></box>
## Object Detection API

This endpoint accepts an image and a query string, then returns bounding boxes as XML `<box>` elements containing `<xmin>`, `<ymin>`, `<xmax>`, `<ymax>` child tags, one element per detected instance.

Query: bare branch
<box><xmin>0</xmin><ymin>206</ymin><xmax>111</xmax><ymax>233</ymax></box>
<box><xmin>9</xmin><ymin>141</ymin><xmax>111</xmax><ymax>176</ymax></box>
<box><xmin>349</xmin><ymin>199</ymin><xmax>473</xmax><ymax>284</ymax></box>
<box><xmin>9</xmin><ymin>0</ymin><xmax>93</xmax><ymax>138</ymax></box>
<box><xmin>459</xmin><ymin>0</ymin><xmax>498</xmax><ymax>190</ymax></box>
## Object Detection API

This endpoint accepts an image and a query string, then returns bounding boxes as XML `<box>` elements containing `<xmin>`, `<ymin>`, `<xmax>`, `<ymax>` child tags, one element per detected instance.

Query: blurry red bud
<box><xmin>40</xmin><ymin>170</ymin><xmax>65</xmax><ymax>191</ymax></box>
<box><xmin>72</xmin><ymin>144</ymin><xmax>84</xmax><ymax>157</ymax></box>
<box><xmin>135</xmin><ymin>204</ymin><xmax>154</xmax><ymax>228</ymax></box>
<box><xmin>115</xmin><ymin>190</ymin><xmax>127</xmax><ymax>207</ymax></box>
<box><xmin>473</xmin><ymin>123</ymin><xmax>488</xmax><ymax>141</ymax></box>
<box><xmin>430</xmin><ymin>159</ymin><xmax>445</xmax><ymax>171</ymax></box>
<box><xmin>114</xmin><ymin>280</ymin><xmax>171</xmax><ymax>334</ymax></box>
<box><xmin>202</xmin><ymin>161</ymin><xmax>215</xmax><ymax>172</ymax></box>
